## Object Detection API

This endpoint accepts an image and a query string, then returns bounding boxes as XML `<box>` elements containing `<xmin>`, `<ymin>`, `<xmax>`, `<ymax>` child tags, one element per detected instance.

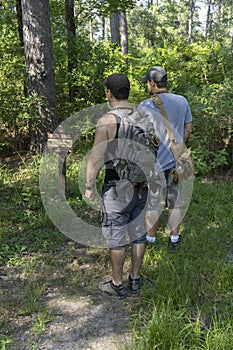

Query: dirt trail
<box><xmin>1</xmin><ymin>243</ymin><xmax>138</xmax><ymax>350</ymax></box>
<box><xmin>10</xmin><ymin>295</ymin><xmax>132</xmax><ymax>350</ymax></box>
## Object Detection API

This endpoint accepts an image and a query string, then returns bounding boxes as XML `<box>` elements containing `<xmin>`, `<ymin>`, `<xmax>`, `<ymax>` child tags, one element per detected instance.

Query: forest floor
<box><xmin>1</xmin><ymin>154</ymin><xmax>232</xmax><ymax>350</ymax></box>
<box><xmin>0</xmin><ymin>153</ymin><xmax>145</xmax><ymax>350</ymax></box>
<box><xmin>0</xmin><ymin>241</ymin><xmax>144</xmax><ymax>350</ymax></box>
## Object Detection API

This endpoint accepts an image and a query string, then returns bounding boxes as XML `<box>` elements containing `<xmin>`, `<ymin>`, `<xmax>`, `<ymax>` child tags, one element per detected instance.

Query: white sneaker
<box><xmin>146</xmin><ymin>235</ymin><xmax>156</xmax><ymax>244</ymax></box>
<box><xmin>170</xmin><ymin>235</ymin><xmax>180</xmax><ymax>243</ymax></box>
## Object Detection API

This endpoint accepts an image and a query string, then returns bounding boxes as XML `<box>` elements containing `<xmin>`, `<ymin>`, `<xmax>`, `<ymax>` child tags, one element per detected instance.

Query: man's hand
<box><xmin>85</xmin><ymin>188</ymin><xmax>96</xmax><ymax>201</ymax></box>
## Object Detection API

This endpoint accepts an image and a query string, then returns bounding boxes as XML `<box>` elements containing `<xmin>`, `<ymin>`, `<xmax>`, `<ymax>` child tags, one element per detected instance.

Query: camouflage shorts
<box><xmin>148</xmin><ymin>168</ymin><xmax>184</xmax><ymax>210</ymax></box>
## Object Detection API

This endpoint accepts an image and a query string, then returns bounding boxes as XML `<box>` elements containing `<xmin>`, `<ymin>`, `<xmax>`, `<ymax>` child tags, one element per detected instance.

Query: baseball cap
<box><xmin>102</xmin><ymin>74</ymin><xmax>130</xmax><ymax>96</ymax></box>
<box><xmin>141</xmin><ymin>66</ymin><xmax>167</xmax><ymax>83</ymax></box>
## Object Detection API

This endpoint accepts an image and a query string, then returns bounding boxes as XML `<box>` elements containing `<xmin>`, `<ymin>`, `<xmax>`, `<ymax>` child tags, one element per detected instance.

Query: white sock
<box><xmin>170</xmin><ymin>235</ymin><xmax>180</xmax><ymax>243</ymax></box>
<box><xmin>146</xmin><ymin>235</ymin><xmax>156</xmax><ymax>243</ymax></box>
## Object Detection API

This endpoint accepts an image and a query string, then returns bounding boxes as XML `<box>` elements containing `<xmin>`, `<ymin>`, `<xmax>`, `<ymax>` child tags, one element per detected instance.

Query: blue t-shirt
<box><xmin>139</xmin><ymin>93</ymin><xmax>192</xmax><ymax>171</ymax></box>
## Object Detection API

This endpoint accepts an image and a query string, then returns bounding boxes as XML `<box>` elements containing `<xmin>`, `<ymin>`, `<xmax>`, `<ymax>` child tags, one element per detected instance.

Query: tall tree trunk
<box><xmin>102</xmin><ymin>15</ymin><xmax>105</xmax><ymax>39</ymax></box>
<box><xmin>65</xmin><ymin>0</ymin><xmax>76</xmax><ymax>102</ymax></box>
<box><xmin>110</xmin><ymin>12</ymin><xmax>120</xmax><ymax>45</ymax></box>
<box><xmin>90</xmin><ymin>18</ymin><xmax>93</xmax><ymax>41</ymax></box>
<box><xmin>231</xmin><ymin>32</ymin><xmax>233</xmax><ymax>56</ymax></box>
<box><xmin>205</xmin><ymin>0</ymin><xmax>212</xmax><ymax>37</ymax></box>
<box><xmin>148</xmin><ymin>0</ymin><xmax>153</xmax><ymax>7</ymax></box>
<box><xmin>119</xmin><ymin>9</ymin><xmax>128</xmax><ymax>67</ymax></box>
<box><xmin>188</xmin><ymin>0</ymin><xmax>195</xmax><ymax>44</ymax></box>
<box><xmin>21</xmin><ymin>0</ymin><xmax>58</xmax><ymax>152</ymax></box>
<box><xmin>16</xmin><ymin>0</ymin><xmax>28</xmax><ymax>98</ymax></box>
<box><xmin>16</xmin><ymin>0</ymin><xmax>24</xmax><ymax>47</ymax></box>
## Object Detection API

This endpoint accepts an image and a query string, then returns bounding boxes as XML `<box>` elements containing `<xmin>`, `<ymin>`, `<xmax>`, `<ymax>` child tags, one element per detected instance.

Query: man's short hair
<box><xmin>103</xmin><ymin>73</ymin><xmax>130</xmax><ymax>100</ymax></box>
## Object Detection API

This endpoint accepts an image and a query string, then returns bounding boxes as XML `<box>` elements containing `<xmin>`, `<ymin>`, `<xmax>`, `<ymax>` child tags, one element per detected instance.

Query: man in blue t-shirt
<box><xmin>139</xmin><ymin>66</ymin><xmax>192</xmax><ymax>251</ymax></box>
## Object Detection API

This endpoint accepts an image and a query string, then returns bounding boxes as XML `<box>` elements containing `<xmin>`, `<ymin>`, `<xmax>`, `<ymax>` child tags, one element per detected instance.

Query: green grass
<box><xmin>124</xmin><ymin>180</ymin><xmax>233</xmax><ymax>350</ymax></box>
<box><xmin>0</xmin><ymin>155</ymin><xmax>232</xmax><ymax>349</ymax></box>
<box><xmin>0</xmin><ymin>155</ymin><xmax>66</xmax><ymax>265</ymax></box>
<box><xmin>0</xmin><ymin>155</ymin><xmax>68</xmax><ymax>349</ymax></box>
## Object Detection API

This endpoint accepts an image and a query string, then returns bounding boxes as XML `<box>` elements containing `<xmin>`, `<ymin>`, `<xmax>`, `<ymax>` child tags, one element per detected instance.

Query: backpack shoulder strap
<box><xmin>104</xmin><ymin>109</ymin><xmax>123</xmax><ymax>136</ymax></box>
<box><xmin>106</xmin><ymin>107</ymin><xmax>136</xmax><ymax>133</ymax></box>
<box><xmin>106</xmin><ymin>107</ymin><xmax>134</xmax><ymax>117</ymax></box>
<box><xmin>151</xmin><ymin>95</ymin><xmax>175</xmax><ymax>141</ymax></box>
<box><xmin>151</xmin><ymin>95</ymin><xmax>187</xmax><ymax>160</ymax></box>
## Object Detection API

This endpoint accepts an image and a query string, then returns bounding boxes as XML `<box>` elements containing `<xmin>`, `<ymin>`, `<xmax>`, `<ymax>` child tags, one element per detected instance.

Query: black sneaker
<box><xmin>98</xmin><ymin>280</ymin><xmax>128</xmax><ymax>300</ymax></box>
<box><xmin>128</xmin><ymin>275</ymin><xmax>143</xmax><ymax>293</ymax></box>
<box><xmin>169</xmin><ymin>236</ymin><xmax>181</xmax><ymax>253</ymax></box>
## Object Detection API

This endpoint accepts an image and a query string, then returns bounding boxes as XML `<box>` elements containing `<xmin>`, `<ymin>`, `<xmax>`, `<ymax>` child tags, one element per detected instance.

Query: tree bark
<box><xmin>110</xmin><ymin>12</ymin><xmax>120</xmax><ymax>45</ymax></box>
<box><xmin>231</xmin><ymin>32</ymin><xmax>233</xmax><ymax>56</ymax></box>
<box><xmin>65</xmin><ymin>0</ymin><xmax>76</xmax><ymax>101</ymax></box>
<box><xmin>16</xmin><ymin>0</ymin><xmax>28</xmax><ymax>98</ymax></box>
<box><xmin>16</xmin><ymin>0</ymin><xmax>24</xmax><ymax>47</ymax></box>
<box><xmin>21</xmin><ymin>0</ymin><xmax>58</xmax><ymax>152</ymax></box>
<box><xmin>188</xmin><ymin>0</ymin><xmax>195</xmax><ymax>44</ymax></box>
<box><xmin>90</xmin><ymin>18</ymin><xmax>93</xmax><ymax>41</ymax></box>
<box><xmin>102</xmin><ymin>15</ymin><xmax>105</xmax><ymax>39</ymax></box>
<box><xmin>119</xmin><ymin>9</ymin><xmax>128</xmax><ymax>67</ymax></box>
<box><xmin>148</xmin><ymin>0</ymin><xmax>153</xmax><ymax>7</ymax></box>
<box><xmin>205</xmin><ymin>0</ymin><xmax>212</xmax><ymax>37</ymax></box>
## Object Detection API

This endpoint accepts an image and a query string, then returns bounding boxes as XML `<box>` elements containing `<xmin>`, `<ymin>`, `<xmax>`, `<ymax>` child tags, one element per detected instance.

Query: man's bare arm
<box><xmin>85</xmin><ymin>114</ymin><xmax>116</xmax><ymax>200</ymax></box>
<box><xmin>184</xmin><ymin>122</ymin><xmax>192</xmax><ymax>143</ymax></box>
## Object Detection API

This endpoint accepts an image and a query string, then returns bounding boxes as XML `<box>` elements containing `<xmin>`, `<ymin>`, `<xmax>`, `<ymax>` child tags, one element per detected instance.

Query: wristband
<box><xmin>85</xmin><ymin>183</ymin><xmax>95</xmax><ymax>190</ymax></box>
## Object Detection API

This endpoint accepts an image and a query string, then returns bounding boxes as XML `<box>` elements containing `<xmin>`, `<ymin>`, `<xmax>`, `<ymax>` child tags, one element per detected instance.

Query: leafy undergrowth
<box><xmin>0</xmin><ymin>154</ymin><xmax>232</xmax><ymax>350</ymax></box>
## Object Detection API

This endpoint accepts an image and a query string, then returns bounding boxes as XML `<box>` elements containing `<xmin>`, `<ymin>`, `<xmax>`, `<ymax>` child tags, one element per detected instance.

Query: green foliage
<box><xmin>128</xmin><ymin>2</ymin><xmax>204</xmax><ymax>51</ymax></box>
<box><xmin>188</xmin><ymin>80</ymin><xmax>233</xmax><ymax>174</ymax></box>
<box><xmin>54</xmin><ymin>36</ymin><xmax>128</xmax><ymax>117</ymax></box>
<box><xmin>0</xmin><ymin>155</ymin><xmax>66</xmax><ymax>264</ymax></box>
<box><xmin>129</xmin><ymin>41</ymin><xmax>233</xmax><ymax>173</ymax></box>
<box><xmin>32</xmin><ymin>310</ymin><xmax>52</xmax><ymax>336</ymax></box>
<box><xmin>0</xmin><ymin>2</ymin><xmax>30</xmax><ymax>151</ymax></box>
<box><xmin>130</xmin><ymin>305</ymin><xmax>206</xmax><ymax>349</ymax></box>
<box><xmin>128</xmin><ymin>6</ymin><xmax>158</xmax><ymax>49</ymax></box>
<box><xmin>0</xmin><ymin>0</ymin><xmax>233</xmax><ymax>175</ymax></box>
<box><xmin>69</xmin><ymin>39</ymin><xmax>127</xmax><ymax>105</ymax></box>
<box><xmin>0</xmin><ymin>335</ymin><xmax>11</xmax><ymax>350</ymax></box>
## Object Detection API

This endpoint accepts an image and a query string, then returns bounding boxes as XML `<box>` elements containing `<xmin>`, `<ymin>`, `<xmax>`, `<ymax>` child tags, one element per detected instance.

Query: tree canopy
<box><xmin>0</xmin><ymin>0</ymin><xmax>232</xmax><ymax>174</ymax></box>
